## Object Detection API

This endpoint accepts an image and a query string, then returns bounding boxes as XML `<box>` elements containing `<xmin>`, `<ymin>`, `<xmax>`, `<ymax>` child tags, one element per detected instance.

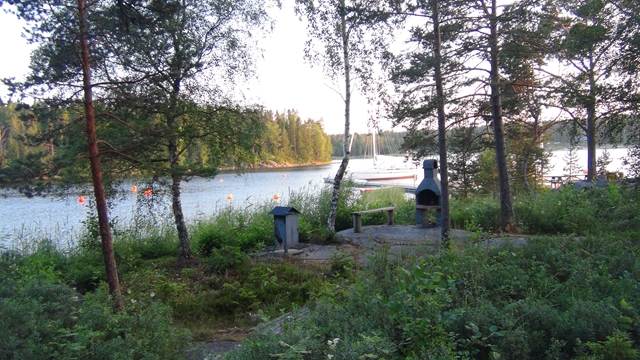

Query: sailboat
<box><xmin>349</xmin><ymin>132</ymin><xmax>419</xmax><ymax>182</ymax></box>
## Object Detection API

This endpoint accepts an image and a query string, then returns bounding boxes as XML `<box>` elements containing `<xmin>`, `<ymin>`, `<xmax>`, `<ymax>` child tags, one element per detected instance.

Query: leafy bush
<box><xmin>226</xmin><ymin>288</ymin><xmax>400</xmax><ymax>360</ymax></box>
<box><xmin>328</xmin><ymin>250</ymin><xmax>355</xmax><ymax>280</ymax></box>
<box><xmin>116</xmin><ymin>233</ymin><xmax>180</xmax><ymax>261</ymax></box>
<box><xmin>451</xmin><ymin>196</ymin><xmax>501</xmax><ymax>233</ymax></box>
<box><xmin>66</xmin><ymin>250</ymin><xmax>105</xmax><ymax>293</ymax></box>
<box><xmin>0</xmin><ymin>280</ymin><xmax>189</xmax><ymax>360</ymax></box>
<box><xmin>451</xmin><ymin>185</ymin><xmax>640</xmax><ymax>236</ymax></box>
<box><xmin>582</xmin><ymin>331</ymin><xmax>640</xmax><ymax>360</ymax></box>
<box><xmin>201</xmin><ymin>246</ymin><xmax>248</xmax><ymax>273</ymax></box>
<box><xmin>394</xmin><ymin>199</ymin><xmax>419</xmax><ymax>225</ymax></box>
<box><xmin>172</xmin><ymin>262</ymin><xmax>323</xmax><ymax>322</ymax></box>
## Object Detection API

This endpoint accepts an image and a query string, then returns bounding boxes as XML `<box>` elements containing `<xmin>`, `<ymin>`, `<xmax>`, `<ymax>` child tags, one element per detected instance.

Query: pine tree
<box><xmin>563</xmin><ymin>145</ymin><xmax>582</xmax><ymax>181</ymax></box>
<box><xmin>597</xmin><ymin>149</ymin><xmax>612</xmax><ymax>173</ymax></box>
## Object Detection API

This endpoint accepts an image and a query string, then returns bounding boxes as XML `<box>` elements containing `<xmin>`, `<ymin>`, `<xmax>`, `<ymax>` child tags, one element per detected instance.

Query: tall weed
<box><xmin>453</xmin><ymin>185</ymin><xmax>640</xmax><ymax>236</ymax></box>
<box><xmin>191</xmin><ymin>202</ymin><xmax>274</xmax><ymax>257</ymax></box>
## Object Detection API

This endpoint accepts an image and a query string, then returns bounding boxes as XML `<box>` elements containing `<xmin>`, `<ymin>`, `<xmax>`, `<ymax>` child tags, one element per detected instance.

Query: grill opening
<box><xmin>417</xmin><ymin>190</ymin><xmax>439</xmax><ymax>206</ymax></box>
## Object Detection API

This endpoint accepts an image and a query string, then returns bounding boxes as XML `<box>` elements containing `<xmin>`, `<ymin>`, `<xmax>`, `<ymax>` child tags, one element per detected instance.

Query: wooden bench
<box><xmin>351</xmin><ymin>206</ymin><xmax>396</xmax><ymax>233</ymax></box>
<box><xmin>415</xmin><ymin>204</ymin><xmax>442</xmax><ymax>227</ymax></box>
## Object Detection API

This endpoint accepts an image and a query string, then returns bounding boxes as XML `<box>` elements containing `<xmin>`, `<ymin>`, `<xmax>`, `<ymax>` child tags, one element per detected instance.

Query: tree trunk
<box><xmin>78</xmin><ymin>0</ymin><xmax>123</xmax><ymax>310</ymax></box>
<box><xmin>489</xmin><ymin>0</ymin><xmax>516</xmax><ymax>232</ymax></box>
<box><xmin>521</xmin><ymin>155</ymin><xmax>530</xmax><ymax>191</ymax></box>
<box><xmin>586</xmin><ymin>67</ymin><xmax>597</xmax><ymax>181</ymax></box>
<box><xmin>327</xmin><ymin>0</ymin><xmax>351</xmax><ymax>233</ymax></box>
<box><xmin>169</xmin><ymin>139</ymin><xmax>192</xmax><ymax>259</ymax></box>
<box><xmin>432</xmin><ymin>0</ymin><xmax>451</xmax><ymax>247</ymax></box>
<box><xmin>521</xmin><ymin>121</ymin><xmax>539</xmax><ymax>192</ymax></box>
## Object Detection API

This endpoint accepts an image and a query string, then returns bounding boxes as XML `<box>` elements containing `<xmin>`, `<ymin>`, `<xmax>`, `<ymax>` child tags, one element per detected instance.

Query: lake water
<box><xmin>0</xmin><ymin>161</ymin><xmax>339</xmax><ymax>249</ymax></box>
<box><xmin>0</xmin><ymin>148</ymin><xmax>630</xmax><ymax>248</ymax></box>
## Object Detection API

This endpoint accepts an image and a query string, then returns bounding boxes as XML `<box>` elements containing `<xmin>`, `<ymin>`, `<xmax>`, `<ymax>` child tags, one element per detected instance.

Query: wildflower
<box><xmin>327</xmin><ymin>338</ymin><xmax>340</xmax><ymax>350</ymax></box>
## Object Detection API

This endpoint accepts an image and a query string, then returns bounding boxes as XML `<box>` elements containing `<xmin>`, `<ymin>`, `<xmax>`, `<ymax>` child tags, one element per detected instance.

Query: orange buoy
<box><xmin>282</xmin><ymin>173</ymin><xmax>286</xmax><ymax>178</ymax></box>
<box><xmin>227</xmin><ymin>194</ymin><xmax>233</xmax><ymax>200</ymax></box>
<box><xmin>273</xmin><ymin>194</ymin><xmax>280</xmax><ymax>200</ymax></box>
<box><xmin>144</xmin><ymin>189</ymin><xmax>152</xmax><ymax>197</ymax></box>
<box><xmin>131</xmin><ymin>185</ymin><xmax>138</xmax><ymax>192</ymax></box>
<box><xmin>219</xmin><ymin>179</ymin><xmax>224</xmax><ymax>183</ymax></box>
<box><xmin>78</xmin><ymin>196</ymin><xmax>85</xmax><ymax>203</ymax></box>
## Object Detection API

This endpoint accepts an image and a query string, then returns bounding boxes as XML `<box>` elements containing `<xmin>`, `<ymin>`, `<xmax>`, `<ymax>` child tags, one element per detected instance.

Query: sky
<box><xmin>0</xmin><ymin>2</ymin><xmax>378</xmax><ymax>135</ymax></box>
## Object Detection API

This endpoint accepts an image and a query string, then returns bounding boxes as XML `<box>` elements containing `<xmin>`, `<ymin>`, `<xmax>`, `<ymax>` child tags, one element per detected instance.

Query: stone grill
<box><xmin>415</xmin><ymin>159</ymin><xmax>442</xmax><ymax>227</ymax></box>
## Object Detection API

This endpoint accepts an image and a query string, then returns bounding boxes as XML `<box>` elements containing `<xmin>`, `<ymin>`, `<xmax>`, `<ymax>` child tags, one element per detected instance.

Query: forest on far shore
<box><xmin>329</xmin><ymin>121</ymin><xmax>635</xmax><ymax>158</ymax></box>
<box><xmin>0</xmin><ymin>102</ymin><xmax>333</xmax><ymax>179</ymax></box>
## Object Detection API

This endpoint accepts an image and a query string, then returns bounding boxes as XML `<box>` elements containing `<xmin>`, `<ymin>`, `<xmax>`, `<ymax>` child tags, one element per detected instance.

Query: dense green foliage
<box><xmin>3</xmin><ymin>180</ymin><xmax>640</xmax><ymax>359</ymax></box>
<box><xmin>0</xmin><ymin>103</ymin><xmax>332</xmax><ymax>194</ymax></box>
<box><xmin>258</xmin><ymin>110</ymin><xmax>332</xmax><ymax>166</ymax></box>
<box><xmin>0</xmin><ymin>247</ymin><xmax>189</xmax><ymax>360</ymax></box>
<box><xmin>228</xmin><ymin>233</ymin><xmax>640</xmax><ymax>359</ymax></box>
<box><xmin>451</xmin><ymin>185</ymin><xmax>640</xmax><ymax>236</ymax></box>
<box><xmin>227</xmin><ymin>182</ymin><xmax>640</xmax><ymax>358</ymax></box>
<box><xmin>3</xmin><ymin>0</ymin><xmax>640</xmax><ymax>355</ymax></box>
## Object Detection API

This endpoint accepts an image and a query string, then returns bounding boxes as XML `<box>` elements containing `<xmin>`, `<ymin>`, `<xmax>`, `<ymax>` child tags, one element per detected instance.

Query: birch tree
<box><xmin>102</xmin><ymin>0</ymin><xmax>274</xmax><ymax>259</ymax></box>
<box><xmin>295</xmin><ymin>0</ymin><xmax>392</xmax><ymax>232</ymax></box>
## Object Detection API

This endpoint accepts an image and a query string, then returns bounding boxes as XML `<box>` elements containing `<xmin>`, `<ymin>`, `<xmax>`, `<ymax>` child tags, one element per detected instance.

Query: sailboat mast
<box><xmin>372</xmin><ymin>132</ymin><xmax>377</xmax><ymax>167</ymax></box>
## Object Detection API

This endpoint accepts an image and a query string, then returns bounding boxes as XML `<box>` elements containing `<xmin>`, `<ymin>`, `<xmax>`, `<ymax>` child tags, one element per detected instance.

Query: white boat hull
<box><xmin>350</xmin><ymin>169</ymin><xmax>418</xmax><ymax>181</ymax></box>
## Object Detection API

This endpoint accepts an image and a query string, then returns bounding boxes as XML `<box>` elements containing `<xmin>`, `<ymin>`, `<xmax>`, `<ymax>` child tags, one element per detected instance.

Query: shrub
<box><xmin>227</xmin><ymin>234</ymin><xmax>640</xmax><ymax>359</ymax></box>
<box><xmin>65</xmin><ymin>250</ymin><xmax>105</xmax><ymax>293</ymax></box>
<box><xmin>172</xmin><ymin>262</ymin><xmax>323</xmax><ymax>322</ymax></box>
<box><xmin>451</xmin><ymin>185</ymin><xmax>640</xmax><ymax>236</ymax></box>
<box><xmin>227</xmin><ymin>291</ymin><xmax>400</xmax><ymax>360</ymax></box>
<box><xmin>451</xmin><ymin>196</ymin><xmax>501</xmax><ymax>233</ymax></box>
<box><xmin>584</xmin><ymin>331</ymin><xmax>640</xmax><ymax>360</ymax></box>
<box><xmin>328</xmin><ymin>250</ymin><xmax>355</xmax><ymax>280</ymax></box>
<box><xmin>116</xmin><ymin>233</ymin><xmax>180</xmax><ymax>260</ymax></box>
<box><xmin>0</xmin><ymin>280</ymin><xmax>189</xmax><ymax>360</ymax></box>
<box><xmin>201</xmin><ymin>246</ymin><xmax>248</xmax><ymax>273</ymax></box>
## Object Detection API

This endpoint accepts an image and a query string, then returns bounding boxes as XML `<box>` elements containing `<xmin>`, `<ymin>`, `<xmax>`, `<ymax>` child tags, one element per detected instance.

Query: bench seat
<box><xmin>351</xmin><ymin>206</ymin><xmax>396</xmax><ymax>233</ymax></box>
